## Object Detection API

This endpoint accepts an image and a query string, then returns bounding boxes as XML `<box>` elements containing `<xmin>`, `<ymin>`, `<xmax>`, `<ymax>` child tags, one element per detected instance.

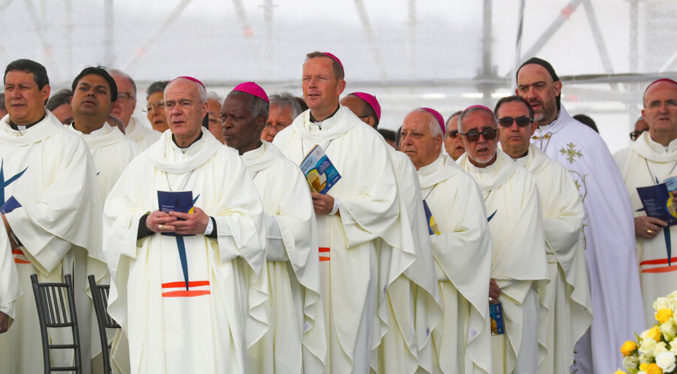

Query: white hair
<box><xmin>207</xmin><ymin>91</ymin><xmax>222</xmax><ymax>104</ymax></box>
<box><xmin>106</xmin><ymin>68</ymin><xmax>136</xmax><ymax>95</ymax></box>
<box><xmin>166</xmin><ymin>77</ymin><xmax>208</xmax><ymax>105</ymax></box>
<box><xmin>458</xmin><ymin>106</ymin><xmax>498</xmax><ymax>132</ymax></box>
<box><xmin>412</xmin><ymin>108</ymin><xmax>443</xmax><ymax>138</ymax></box>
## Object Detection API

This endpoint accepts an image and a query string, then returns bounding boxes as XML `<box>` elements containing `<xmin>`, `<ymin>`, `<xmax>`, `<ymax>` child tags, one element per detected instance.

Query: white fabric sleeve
<box><xmin>265</xmin><ymin>214</ymin><xmax>288</xmax><ymax>261</ymax></box>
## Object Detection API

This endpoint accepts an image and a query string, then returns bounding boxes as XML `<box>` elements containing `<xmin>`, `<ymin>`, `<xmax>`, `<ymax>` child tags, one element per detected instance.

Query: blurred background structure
<box><xmin>2</xmin><ymin>0</ymin><xmax>675</xmax><ymax>152</ymax></box>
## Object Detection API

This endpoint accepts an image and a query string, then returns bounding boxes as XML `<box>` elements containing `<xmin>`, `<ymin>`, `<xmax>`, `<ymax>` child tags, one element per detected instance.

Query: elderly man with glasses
<box><xmin>456</xmin><ymin>104</ymin><xmax>548</xmax><ymax>374</ymax></box>
<box><xmin>496</xmin><ymin>95</ymin><xmax>591</xmax><ymax>374</ymax></box>
<box><xmin>108</xmin><ymin>68</ymin><xmax>161</xmax><ymax>149</ymax></box>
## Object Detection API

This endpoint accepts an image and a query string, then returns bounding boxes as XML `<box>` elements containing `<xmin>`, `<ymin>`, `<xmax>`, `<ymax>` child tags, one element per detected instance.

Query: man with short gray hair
<box><xmin>456</xmin><ymin>104</ymin><xmax>548</xmax><ymax>374</ymax></box>
<box><xmin>262</xmin><ymin>92</ymin><xmax>302</xmax><ymax>142</ymax></box>
<box><xmin>108</xmin><ymin>68</ymin><xmax>160</xmax><ymax>148</ymax></box>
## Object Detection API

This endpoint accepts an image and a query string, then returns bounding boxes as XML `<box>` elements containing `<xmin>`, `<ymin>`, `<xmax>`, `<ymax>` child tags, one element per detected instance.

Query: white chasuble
<box><xmin>419</xmin><ymin>154</ymin><xmax>492</xmax><ymax>374</ymax></box>
<box><xmin>242</xmin><ymin>141</ymin><xmax>325</xmax><ymax>374</ymax></box>
<box><xmin>104</xmin><ymin>129</ymin><xmax>266</xmax><ymax>374</ymax></box>
<box><xmin>0</xmin><ymin>112</ymin><xmax>105</xmax><ymax>374</ymax></box>
<box><xmin>458</xmin><ymin>149</ymin><xmax>549</xmax><ymax>374</ymax></box>
<box><xmin>273</xmin><ymin>107</ymin><xmax>412</xmax><ymax>373</ymax></box>
<box><xmin>125</xmin><ymin>116</ymin><xmax>160</xmax><ymax>150</ymax></box>
<box><xmin>532</xmin><ymin>105</ymin><xmax>643</xmax><ymax>374</ymax></box>
<box><xmin>615</xmin><ymin>132</ymin><xmax>677</xmax><ymax>327</ymax></box>
<box><xmin>515</xmin><ymin>145</ymin><xmax>592</xmax><ymax>374</ymax></box>
<box><xmin>372</xmin><ymin>148</ymin><xmax>442</xmax><ymax>374</ymax></box>
<box><xmin>67</xmin><ymin>123</ymin><xmax>142</xmax><ymax>202</ymax></box>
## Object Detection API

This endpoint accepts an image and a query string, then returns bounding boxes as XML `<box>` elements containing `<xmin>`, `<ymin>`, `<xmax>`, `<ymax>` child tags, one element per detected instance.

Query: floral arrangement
<box><xmin>616</xmin><ymin>291</ymin><xmax>677</xmax><ymax>374</ymax></box>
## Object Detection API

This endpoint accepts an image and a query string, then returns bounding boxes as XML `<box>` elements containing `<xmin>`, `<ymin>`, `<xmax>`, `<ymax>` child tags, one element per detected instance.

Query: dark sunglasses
<box><xmin>448</xmin><ymin>130</ymin><xmax>460</xmax><ymax>138</ymax></box>
<box><xmin>630</xmin><ymin>129</ymin><xmax>647</xmax><ymax>141</ymax></box>
<box><xmin>498</xmin><ymin>116</ymin><xmax>532</xmax><ymax>128</ymax></box>
<box><xmin>459</xmin><ymin>128</ymin><xmax>498</xmax><ymax>142</ymax></box>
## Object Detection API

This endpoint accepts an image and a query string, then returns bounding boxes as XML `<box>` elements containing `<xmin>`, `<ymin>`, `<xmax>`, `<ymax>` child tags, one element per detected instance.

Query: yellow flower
<box><xmin>621</xmin><ymin>340</ymin><xmax>638</xmax><ymax>356</ymax></box>
<box><xmin>646</xmin><ymin>362</ymin><xmax>664</xmax><ymax>374</ymax></box>
<box><xmin>641</xmin><ymin>362</ymin><xmax>650</xmax><ymax>371</ymax></box>
<box><xmin>657</xmin><ymin>308</ymin><xmax>674</xmax><ymax>324</ymax></box>
<box><xmin>614</xmin><ymin>370</ymin><xmax>627</xmax><ymax>374</ymax></box>
<box><xmin>650</xmin><ymin>326</ymin><xmax>664</xmax><ymax>342</ymax></box>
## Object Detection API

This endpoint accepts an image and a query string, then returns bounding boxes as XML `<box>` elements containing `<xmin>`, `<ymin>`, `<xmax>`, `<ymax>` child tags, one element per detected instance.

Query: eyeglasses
<box><xmin>143</xmin><ymin>101</ymin><xmax>164</xmax><ymax>113</ymax></box>
<box><xmin>630</xmin><ymin>129</ymin><xmax>647</xmax><ymax>141</ymax></box>
<box><xmin>447</xmin><ymin>130</ymin><xmax>460</xmax><ymax>138</ymax></box>
<box><xmin>116</xmin><ymin>92</ymin><xmax>136</xmax><ymax>102</ymax></box>
<box><xmin>498</xmin><ymin>116</ymin><xmax>532</xmax><ymax>128</ymax></box>
<box><xmin>459</xmin><ymin>128</ymin><xmax>498</xmax><ymax>142</ymax></box>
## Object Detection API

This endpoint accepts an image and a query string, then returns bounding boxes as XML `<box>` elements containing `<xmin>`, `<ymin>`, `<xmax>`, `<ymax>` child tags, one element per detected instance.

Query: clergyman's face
<box><xmin>516</xmin><ymin>64</ymin><xmax>561</xmax><ymax>126</ymax></box>
<box><xmin>643</xmin><ymin>81</ymin><xmax>677</xmax><ymax>143</ymax></box>
<box><xmin>400</xmin><ymin>110</ymin><xmax>442</xmax><ymax>170</ymax></box>
<box><xmin>164</xmin><ymin>79</ymin><xmax>206</xmax><ymax>142</ymax></box>
<box><xmin>71</xmin><ymin>74</ymin><xmax>113</xmax><ymax>121</ymax></box>
<box><xmin>221</xmin><ymin>94</ymin><xmax>264</xmax><ymax>154</ymax></box>
<box><xmin>497</xmin><ymin>100</ymin><xmax>535</xmax><ymax>159</ymax></box>
<box><xmin>146</xmin><ymin>91</ymin><xmax>168</xmax><ymax>132</ymax></box>
<box><xmin>444</xmin><ymin>115</ymin><xmax>465</xmax><ymax>160</ymax></box>
<box><xmin>460</xmin><ymin>110</ymin><xmax>498</xmax><ymax>167</ymax></box>
<box><xmin>111</xmin><ymin>74</ymin><xmax>136</xmax><ymax>125</ymax></box>
<box><xmin>4</xmin><ymin>70</ymin><xmax>50</xmax><ymax>126</ymax></box>
<box><xmin>262</xmin><ymin>103</ymin><xmax>294</xmax><ymax>142</ymax></box>
<box><xmin>302</xmin><ymin>57</ymin><xmax>345</xmax><ymax>118</ymax></box>
<box><xmin>207</xmin><ymin>98</ymin><xmax>225</xmax><ymax>144</ymax></box>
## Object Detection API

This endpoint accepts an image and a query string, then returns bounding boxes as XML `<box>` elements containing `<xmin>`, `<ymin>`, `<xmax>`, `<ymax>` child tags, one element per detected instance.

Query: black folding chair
<box><xmin>30</xmin><ymin>273</ymin><xmax>81</xmax><ymax>374</ymax></box>
<box><xmin>88</xmin><ymin>275</ymin><xmax>121</xmax><ymax>374</ymax></box>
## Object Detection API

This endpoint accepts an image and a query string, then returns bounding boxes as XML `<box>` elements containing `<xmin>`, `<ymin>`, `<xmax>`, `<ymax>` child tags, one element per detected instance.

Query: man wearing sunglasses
<box><xmin>456</xmin><ymin>104</ymin><xmax>548</xmax><ymax>374</ymax></box>
<box><xmin>496</xmin><ymin>95</ymin><xmax>591</xmax><ymax>374</ymax></box>
<box><xmin>516</xmin><ymin>57</ymin><xmax>643</xmax><ymax>374</ymax></box>
<box><xmin>443</xmin><ymin>111</ymin><xmax>465</xmax><ymax>161</ymax></box>
<box><xmin>401</xmin><ymin>107</ymin><xmax>492</xmax><ymax>374</ymax></box>
<box><xmin>615</xmin><ymin>79</ymin><xmax>677</xmax><ymax>329</ymax></box>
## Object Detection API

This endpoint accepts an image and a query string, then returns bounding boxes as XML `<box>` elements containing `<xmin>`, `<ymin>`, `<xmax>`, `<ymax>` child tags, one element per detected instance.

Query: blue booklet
<box><xmin>300</xmin><ymin>145</ymin><xmax>341</xmax><ymax>194</ymax></box>
<box><xmin>157</xmin><ymin>191</ymin><xmax>197</xmax><ymax>290</ymax></box>
<box><xmin>637</xmin><ymin>182</ymin><xmax>677</xmax><ymax>226</ymax></box>
<box><xmin>0</xmin><ymin>196</ymin><xmax>21</xmax><ymax>214</ymax></box>
<box><xmin>490</xmin><ymin>302</ymin><xmax>505</xmax><ymax>335</ymax></box>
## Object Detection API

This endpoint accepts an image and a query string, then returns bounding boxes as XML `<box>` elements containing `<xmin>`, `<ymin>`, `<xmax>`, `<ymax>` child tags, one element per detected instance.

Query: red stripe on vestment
<box><xmin>641</xmin><ymin>265</ymin><xmax>677</xmax><ymax>274</ymax></box>
<box><xmin>319</xmin><ymin>256</ymin><xmax>330</xmax><ymax>262</ymax></box>
<box><xmin>14</xmin><ymin>259</ymin><xmax>30</xmax><ymax>264</ymax></box>
<box><xmin>319</xmin><ymin>247</ymin><xmax>330</xmax><ymax>253</ymax></box>
<box><xmin>640</xmin><ymin>258</ymin><xmax>677</xmax><ymax>266</ymax></box>
<box><xmin>161</xmin><ymin>280</ymin><xmax>210</xmax><ymax>289</ymax></box>
<box><xmin>162</xmin><ymin>290</ymin><xmax>211</xmax><ymax>298</ymax></box>
<box><xmin>11</xmin><ymin>249</ymin><xmax>22</xmax><ymax>255</ymax></box>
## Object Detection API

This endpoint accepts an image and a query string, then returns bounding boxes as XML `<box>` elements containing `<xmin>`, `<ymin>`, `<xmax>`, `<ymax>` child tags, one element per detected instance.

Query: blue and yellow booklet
<box><xmin>300</xmin><ymin>144</ymin><xmax>341</xmax><ymax>194</ymax></box>
<box><xmin>157</xmin><ymin>190</ymin><xmax>197</xmax><ymax>290</ymax></box>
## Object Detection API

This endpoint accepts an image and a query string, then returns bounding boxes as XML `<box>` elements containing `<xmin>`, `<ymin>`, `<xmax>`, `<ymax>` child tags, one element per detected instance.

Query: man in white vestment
<box><xmin>342</xmin><ymin>93</ymin><xmax>441</xmax><ymax>373</ymax></box>
<box><xmin>104</xmin><ymin>76</ymin><xmax>266</xmax><ymax>374</ymax></box>
<box><xmin>496</xmin><ymin>95</ymin><xmax>592</xmax><ymax>374</ymax></box>
<box><xmin>516</xmin><ymin>57</ymin><xmax>644</xmax><ymax>373</ymax></box>
<box><xmin>400</xmin><ymin>107</ymin><xmax>492</xmax><ymax>374</ymax></box>
<box><xmin>273</xmin><ymin>52</ymin><xmax>413</xmax><ymax>373</ymax></box>
<box><xmin>456</xmin><ymin>105</ymin><xmax>549</xmax><ymax>374</ymax></box>
<box><xmin>0</xmin><ymin>59</ymin><xmax>104</xmax><ymax>374</ymax></box>
<box><xmin>67</xmin><ymin>66</ymin><xmax>142</xmax><ymax>201</ymax></box>
<box><xmin>222</xmin><ymin>81</ymin><xmax>324</xmax><ymax>374</ymax></box>
<box><xmin>108</xmin><ymin>69</ymin><xmax>161</xmax><ymax>149</ymax></box>
<box><xmin>615</xmin><ymin>79</ymin><xmax>677</xmax><ymax>327</ymax></box>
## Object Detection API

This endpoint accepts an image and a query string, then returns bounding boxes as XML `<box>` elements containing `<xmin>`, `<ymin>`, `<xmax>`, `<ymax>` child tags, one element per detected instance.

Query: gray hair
<box><xmin>107</xmin><ymin>68</ymin><xmax>137</xmax><ymax>96</ymax></box>
<box><xmin>269</xmin><ymin>92</ymin><xmax>302</xmax><ymax>118</ymax></box>
<box><xmin>207</xmin><ymin>91</ymin><xmax>222</xmax><ymax>104</ymax></box>
<box><xmin>458</xmin><ymin>106</ymin><xmax>498</xmax><ymax>132</ymax></box>
<box><xmin>226</xmin><ymin>90</ymin><xmax>270</xmax><ymax>120</ymax></box>
<box><xmin>46</xmin><ymin>89</ymin><xmax>72</xmax><ymax>111</ymax></box>
<box><xmin>410</xmin><ymin>108</ymin><xmax>443</xmax><ymax>138</ymax></box>
<box><xmin>165</xmin><ymin>78</ymin><xmax>208</xmax><ymax>105</ymax></box>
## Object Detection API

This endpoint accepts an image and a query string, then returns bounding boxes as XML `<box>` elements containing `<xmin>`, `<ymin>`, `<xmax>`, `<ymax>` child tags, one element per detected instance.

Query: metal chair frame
<box><xmin>88</xmin><ymin>275</ymin><xmax>121</xmax><ymax>374</ymax></box>
<box><xmin>30</xmin><ymin>273</ymin><xmax>82</xmax><ymax>374</ymax></box>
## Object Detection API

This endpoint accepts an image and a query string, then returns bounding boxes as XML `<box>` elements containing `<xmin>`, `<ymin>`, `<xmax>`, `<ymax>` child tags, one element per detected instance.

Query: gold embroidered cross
<box><xmin>559</xmin><ymin>142</ymin><xmax>582</xmax><ymax>164</ymax></box>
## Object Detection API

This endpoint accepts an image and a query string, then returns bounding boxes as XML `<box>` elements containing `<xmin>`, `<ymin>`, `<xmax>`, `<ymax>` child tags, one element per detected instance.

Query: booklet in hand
<box><xmin>300</xmin><ymin>144</ymin><xmax>341</xmax><ymax>194</ymax></box>
<box><xmin>157</xmin><ymin>190</ymin><xmax>197</xmax><ymax>236</ymax></box>
<box><xmin>490</xmin><ymin>302</ymin><xmax>505</xmax><ymax>335</ymax></box>
<box><xmin>637</xmin><ymin>179</ymin><xmax>677</xmax><ymax>226</ymax></box>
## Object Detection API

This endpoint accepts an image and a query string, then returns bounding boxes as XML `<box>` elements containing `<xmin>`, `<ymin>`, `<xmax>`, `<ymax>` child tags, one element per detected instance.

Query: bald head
<box><xmin>642</xmin><ymin>79</ymin><xmax>677</xmax><ymax>146</ymax></box>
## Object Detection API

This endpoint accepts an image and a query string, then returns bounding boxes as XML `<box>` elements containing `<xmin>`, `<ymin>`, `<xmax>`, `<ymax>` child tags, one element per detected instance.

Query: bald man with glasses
<box><xmin>456</xmin><ymin>105</ymin><xmax>548</xmax><ymax>374</ymax></box>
